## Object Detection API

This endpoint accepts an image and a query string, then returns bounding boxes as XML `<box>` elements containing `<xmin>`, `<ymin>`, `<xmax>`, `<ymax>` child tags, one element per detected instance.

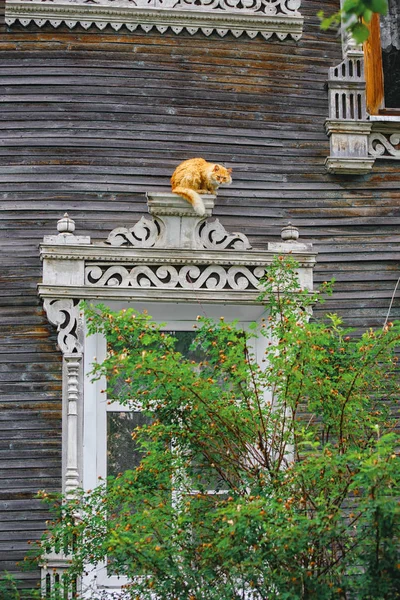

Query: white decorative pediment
<box><xmin>39</xmin><ymin>192</ymin><xmax>315</xmax><ymax>305</ymax></box>
<box><xmin>104</xmin><ymin>196</ymin><xmax>252</xmax><ymax>251</ymax></box>
<box><xmin>6</xmin><ymin>0</ymin><xmax>304</xmax><ymax>40</ymax></box>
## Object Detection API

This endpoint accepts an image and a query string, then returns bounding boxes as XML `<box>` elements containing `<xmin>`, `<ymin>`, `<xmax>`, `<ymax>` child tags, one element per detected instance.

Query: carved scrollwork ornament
<box><xmin>197</xmin><ymin>219</ymin><xmax>252</xmax><ymax>250</ymax></box>
<box><xmin>105</xmin><ymin>216</ymin><xmax>162</xmax><ymax>247</ymax></box>
<box><xmin>85</xmin><ymin>263</ymin><xmax>266</xmax><ymax>290</ymax></box>
<box><xmin>43</xmin><ymin>298</ymin><xmax>83</xmax><ymax>354</ymax></box>
<box><xmin>368</xmin><ymin>132</ymin><xmax>400</xmax><ymax>158</ymax></box>
<box><xmin>10</xmin><ymin>0</ymin><xmax>301</xmax><ymax>14</ymax></box>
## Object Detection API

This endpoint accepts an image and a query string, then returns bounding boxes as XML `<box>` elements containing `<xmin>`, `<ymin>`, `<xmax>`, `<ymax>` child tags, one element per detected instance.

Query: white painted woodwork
<box><xmin>324</xmin><ymin>8</ymin><xmax>400</xmax><ymax>173</ymax></box>
<box><xmin>39</xmin><ymin>194</ymin><xmax>315</xmax><ymax>597</ymax></box>
<box><xmin>6</xmin><ymin>0</ymin><xmax>304</xmax><ymax>40</ymax></box>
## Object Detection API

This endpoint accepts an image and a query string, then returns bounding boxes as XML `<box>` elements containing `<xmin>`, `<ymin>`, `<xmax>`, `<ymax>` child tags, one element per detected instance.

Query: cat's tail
<box><xmin>172</xmin><ymin>187</ymin><xmax>206</xmax><ymax>217</ymax></box>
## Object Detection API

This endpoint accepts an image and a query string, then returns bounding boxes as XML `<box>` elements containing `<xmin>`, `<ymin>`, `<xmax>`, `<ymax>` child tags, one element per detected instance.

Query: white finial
<box><xmin>281</xmin><ymin>222</ymin><xmax>299</xmax><ymax>241</ymax></box>
<box><xmin>57</xmin><ymin>213</ymin><xmax>75</xmax><ymax>234</ymax></box>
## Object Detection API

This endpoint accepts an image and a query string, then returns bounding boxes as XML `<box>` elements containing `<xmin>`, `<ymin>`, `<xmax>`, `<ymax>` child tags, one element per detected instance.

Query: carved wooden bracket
<box><xmin>369</xmin><ymin>122</ymin><xmax>400</xmax><ymax>159</ymax></box>
<box><xmin>43</xmin><ymin>298</ymin><xmax>83</xmax><ymax>354</ymax></box>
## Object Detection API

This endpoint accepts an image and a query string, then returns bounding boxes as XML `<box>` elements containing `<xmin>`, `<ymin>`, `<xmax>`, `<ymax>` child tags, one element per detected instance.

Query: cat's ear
<box><xmin>227</xmin><ymin>168</ymin><xmax>232</xmax><ymax>174</ymax></box>
<box><xmin>213</xmin><ymin>165</ymin><xmax>220</xmax><ymax>172</ymax></box>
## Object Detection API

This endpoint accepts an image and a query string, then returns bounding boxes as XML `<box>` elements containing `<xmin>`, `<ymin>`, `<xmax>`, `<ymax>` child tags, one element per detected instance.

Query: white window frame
<box><xmin>82</xmin><ymin>301</ymin><xmax>269</xmax><ymax>594</ymax></box>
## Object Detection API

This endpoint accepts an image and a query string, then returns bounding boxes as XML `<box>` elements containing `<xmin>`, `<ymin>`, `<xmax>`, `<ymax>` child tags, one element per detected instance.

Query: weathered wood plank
<box><xmin>1</xmin><ymin>0</ymin><xmax>399</xmax><ymax>588</ymax></box>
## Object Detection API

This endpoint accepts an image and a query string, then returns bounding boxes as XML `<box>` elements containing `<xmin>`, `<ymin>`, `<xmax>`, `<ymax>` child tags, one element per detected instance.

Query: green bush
<box><xmin>37</xmin><ymin>257</ymin><xmax>400</xmax><ymax>599</ymax></box>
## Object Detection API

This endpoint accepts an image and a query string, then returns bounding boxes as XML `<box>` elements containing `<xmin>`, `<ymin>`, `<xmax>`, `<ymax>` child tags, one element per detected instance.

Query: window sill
<box><xmin>370</xmin><ymin>115</ymin><xmax>400</xmax><ymax>122</ymax></box>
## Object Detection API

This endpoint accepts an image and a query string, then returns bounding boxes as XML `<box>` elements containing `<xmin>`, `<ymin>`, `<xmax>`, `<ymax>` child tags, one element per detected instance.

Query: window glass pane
<box><xmin>107</xmin><ymin>411</ymin><xmax>151</xmax><ymax>478</ymax></box>
<box><xmin>107</xmin><ymin>330</ymin><xmax>205</xmax><ymax>398</ymax></box>
<box><xmin>382</xmin><ymin>48</ymin><xmax>400</xmax><ymax>108</ymax></box>
<box><xmin>190</xmin><ymin>452</ymin><xmax>228</xmax><ymax>493</ymax></box>
<box><xmin>171</xmin><ymin>330</ymin><xmax>205</xmax><ymax>362</ymax></box>
<box><xmin>106</xmin><ymin>331</ymin><xmax>203</xmax><ymax>479</ymax></box>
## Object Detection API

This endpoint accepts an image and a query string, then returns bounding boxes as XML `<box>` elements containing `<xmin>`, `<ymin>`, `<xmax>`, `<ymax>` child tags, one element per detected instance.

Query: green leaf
<box><xmin>343</xmin><ymin>0</ymin><xmax>361</xmax><ymax>12</ymax></box>
<box><xmin>368</xmin><ymin>0</ymin><xmax>388</xmax><ymax>15</ymax></box>
<box><xmin>363</xmin><ymin>8</ymin><xmax>373</xmax><ymax>22</ymax></box>
<box><xmin>350</xmin><ymin>22</ymin><xmax>371</xmax><ymax>43</ymax></box>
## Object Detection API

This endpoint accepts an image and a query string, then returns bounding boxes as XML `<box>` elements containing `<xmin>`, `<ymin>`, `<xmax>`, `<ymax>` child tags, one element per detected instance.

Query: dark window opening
<box><xmin>380</xmin><ymin>0</ymin><xmax>400</xmax><ymax>109</ymax></box>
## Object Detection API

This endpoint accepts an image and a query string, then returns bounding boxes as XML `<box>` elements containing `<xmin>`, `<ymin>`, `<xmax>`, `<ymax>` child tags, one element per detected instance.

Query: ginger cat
<box><xmin>171</xmin><ymin>158</ymin><xmax>232</xmax><ymax>216</ymax></box>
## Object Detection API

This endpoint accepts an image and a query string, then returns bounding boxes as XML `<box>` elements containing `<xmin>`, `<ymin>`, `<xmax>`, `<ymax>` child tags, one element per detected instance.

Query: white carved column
<box><xmin>325</xmin><ymin>56</ymin><xmax>374</xmax><ymax>174</ymax></box>
<box><xmin>41</xmin><ymin>296</ymin><xmax>84</xmax><ymax>598</ymax></box>
<box><xmin>43</xmin><ymin>297</ymin><xmax>84</xmax><ymax>498</ymax></box>
<box><xmin>64</xmin><ymin>353</ymin><xmax>82</xmax><ymax>498</ymax></box>
<box><xmin>41</xmin><ymin>215</ymin><xmax>89</xmax><ymax>498</ymax></box>
<box><xmin>325</xmin><ymin>3</ymin><xmax>375</xmax><ymax>174</ymax></box>
<box><xmin>39</xmin><ymin>215</ymin><xmax>88</xmax><ymax>596</ymax></box>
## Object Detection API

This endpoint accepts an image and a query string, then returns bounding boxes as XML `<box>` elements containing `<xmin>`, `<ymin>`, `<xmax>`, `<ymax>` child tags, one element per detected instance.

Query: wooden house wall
<box><xmin>0</xmin><ymin>0</ymin><xmax>399</xmax><ymax>589</ymax></box>
<box><xmin>0</xmin><ymin>1</ymin><xmax>5</xmax><ymax>33</ymax></box>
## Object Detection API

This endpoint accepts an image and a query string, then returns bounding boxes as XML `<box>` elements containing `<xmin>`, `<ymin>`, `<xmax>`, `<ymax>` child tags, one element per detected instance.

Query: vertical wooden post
<box><xmin>364</xmin><ymin>13</ymin><xmax>384</xmax><ymax>115</ymax></box>
<box><xmin>64</xmin><ymin>354</ymin><xmax>83</xmax><ymax>498</ymax></box>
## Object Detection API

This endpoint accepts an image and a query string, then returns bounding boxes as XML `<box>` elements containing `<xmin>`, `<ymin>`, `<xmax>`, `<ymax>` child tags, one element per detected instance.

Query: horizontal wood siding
<box><xmin>0</xmin><ymin>1</ymin><xmax>4</xmax><ymax>33</ymax></box>
<box><xmin>0</xmin><ymin>0</ymin><xmax>399</xmax><ymax>587</ymax></box>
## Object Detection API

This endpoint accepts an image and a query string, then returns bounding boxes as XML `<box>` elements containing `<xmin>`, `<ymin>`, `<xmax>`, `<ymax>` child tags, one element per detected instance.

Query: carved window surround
<box><xmin>39</xmin><ymin>192</ymin><xmax>315</xmax><ymax>496</ymax></box>
<box><xmin>325</xmin><ymin>3</ymin><xmax>400</xmax><ymax>174</ymax></box>
<box><xmin>5</xmin><ymin>0</ymin><xmax>303</xmax><ymax>40</ymax></box>
<box><xmin>39</xmin><ymin>193</ymin><xmax>315</xmax><ymax>597</ymax></box>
